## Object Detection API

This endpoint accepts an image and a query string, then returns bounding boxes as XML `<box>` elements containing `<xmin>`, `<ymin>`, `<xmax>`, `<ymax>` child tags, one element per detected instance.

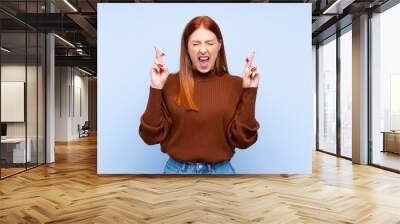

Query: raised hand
<box><xmin>242</xmin><ymin>51</ymin><xmax>260</xmax><ymax>88</ymax></box>
<box><xmin>150</xmin><ymin>47</ymin><xmax>170</xmax><ymax>89</ymax></box>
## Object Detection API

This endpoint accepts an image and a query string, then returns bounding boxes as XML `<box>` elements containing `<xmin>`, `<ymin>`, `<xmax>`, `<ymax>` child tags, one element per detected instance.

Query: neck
<box><xmin>192</xmin><ymin>68</ymin><xmax>220</xmax><ymax>81</ymax></box>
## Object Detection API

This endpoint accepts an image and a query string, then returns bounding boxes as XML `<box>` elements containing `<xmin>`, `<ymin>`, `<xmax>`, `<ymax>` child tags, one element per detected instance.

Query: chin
<box><xmin>197</xmin><ymin>68</ymin><xmax>210</xmax><ymax>73</ymax></box>
<box><xmin>196</xmin><ymin>65</ymin><xmax>212</xmax><ymax>73</ymax></box>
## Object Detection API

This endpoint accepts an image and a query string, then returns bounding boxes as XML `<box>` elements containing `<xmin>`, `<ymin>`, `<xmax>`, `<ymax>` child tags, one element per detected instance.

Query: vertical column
<box><xmin>313</xmin><ymin>45</ymin><xmax>317</xmax><ymax>150</ymax></box>
<box><xmin>46</xmin><ymin>0</ymin><xmax>55</xmax><ymax>163</ymax></box>
<box><xmin>352</xmin><ymin>14</ymin><xmax>369</xmax><ymax>164</ymax></box>
<box><xmin>336</xmin><ymin>30</ymin><xmax>341</xmax><ymax>156</ymax></box>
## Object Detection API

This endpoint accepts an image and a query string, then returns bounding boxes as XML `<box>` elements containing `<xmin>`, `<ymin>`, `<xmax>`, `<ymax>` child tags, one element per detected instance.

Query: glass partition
<box><xmin>0</xmin><ymin>1</ymin><xmax>46</xmax><ymax>179</ymax></box>
<box><xmin>1</xmin><ymin>31</ymin><xmax>28</xmax><ymax>177</ymax></box>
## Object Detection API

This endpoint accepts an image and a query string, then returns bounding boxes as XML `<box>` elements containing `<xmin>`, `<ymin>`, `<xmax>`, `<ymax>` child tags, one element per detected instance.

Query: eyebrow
<box><xmin>190</xmin><ymin>39</ymin><xmax>216</xmax><ymax>43</ymax></box>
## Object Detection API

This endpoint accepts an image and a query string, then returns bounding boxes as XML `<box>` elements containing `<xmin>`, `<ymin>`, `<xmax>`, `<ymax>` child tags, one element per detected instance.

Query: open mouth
<box><xmin>198</xmin><ymin>56</ymin><xmax>209</xmax><ymax>69</ymax></box>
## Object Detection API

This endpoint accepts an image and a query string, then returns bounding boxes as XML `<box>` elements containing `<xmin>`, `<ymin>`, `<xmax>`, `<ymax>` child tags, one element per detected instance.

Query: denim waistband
<box><xmin>169</xmin><ymin>157</ymin><xmax>230</xmax><ymax>167</ymax></box>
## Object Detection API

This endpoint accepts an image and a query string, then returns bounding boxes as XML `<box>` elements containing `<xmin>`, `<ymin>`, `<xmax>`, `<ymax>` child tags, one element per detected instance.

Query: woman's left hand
<box><xmin>242</xmin><ymin>51</ymin><xmax>260</xmax><ymax>88</ymax></box>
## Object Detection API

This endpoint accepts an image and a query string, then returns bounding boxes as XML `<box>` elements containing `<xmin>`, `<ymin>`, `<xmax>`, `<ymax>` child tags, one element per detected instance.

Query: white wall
<box><xmin>55</xmin><ymin>66</ymin><xmax>69</xmax><ymax>141</ymax></box>
<box><xmin>55</xmin><ymin>67</ymin><xmax>89</xmax><ymax>141</ymax></box>
<box><xmin>1</xmin><ymin>65</ymin><xmax>26</xmax><ymax>132</ymax></box>
<box><xmin>72</xmin><ymin>72</ymin><xmax>89</xmax><ymax>138</ymax></box>
<box><xmin>1</xmin><ymin>63</ymin><xmax>46</xmax><ymax>164</ymax></box>
<box><xmin>1</xmin><ymin>65</ymin><xmax>40</xmax><ymax>138</ymax></box>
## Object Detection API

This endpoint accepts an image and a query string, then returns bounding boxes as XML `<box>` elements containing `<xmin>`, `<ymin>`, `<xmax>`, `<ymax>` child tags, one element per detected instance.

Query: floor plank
<box><xmin>1</xmin><ymin>135</ymin><xmax>400</xmax><ymax>223</ymax></box>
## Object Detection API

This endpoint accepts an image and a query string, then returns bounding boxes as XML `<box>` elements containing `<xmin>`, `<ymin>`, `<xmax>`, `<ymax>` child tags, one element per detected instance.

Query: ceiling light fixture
<box><xmin>54</xmin><ymin>34</ymin><xmax>75</xmax><ymax>48</ymax></box>
<box><xmin>322</xmin><ymin>0</ymin><xmax>354</xmax><ymax>15</ymax></box>
<box><xmin>78</xmin><ymin>67</ymin><xmax>93</xmax><ymax>76</ymax></box>
<box><xmin>1</xmin><ymin>47</ymin><xmax>11</xmax><ymax>53</ymax></box>
<box><xmin>63</xmin><ymin>0</ymin><xmax>78</xmax><ymax>12</ymax></box>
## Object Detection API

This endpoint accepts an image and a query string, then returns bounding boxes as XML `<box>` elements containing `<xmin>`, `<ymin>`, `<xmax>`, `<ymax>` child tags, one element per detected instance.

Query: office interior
<box><xmin>0</xmin><ymin>0</ymin><xmax>97</xmax><ymax>179</ymax></box>
<box><xmin>0</xmin><ymin>0</ymin><xmax>400</xmax><ymax>222</ymax></box>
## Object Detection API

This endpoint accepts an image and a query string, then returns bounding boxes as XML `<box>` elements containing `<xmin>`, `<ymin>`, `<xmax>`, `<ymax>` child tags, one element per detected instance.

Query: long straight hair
<box><xmin>177</xmin><ymin>16</ymin><xmax>228</xmax><ymax>111</ymax></box>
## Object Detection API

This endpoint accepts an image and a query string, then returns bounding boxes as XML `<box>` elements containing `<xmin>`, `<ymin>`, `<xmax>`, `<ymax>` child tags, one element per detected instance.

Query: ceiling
<box><xmin>0</xmin><ymin>0</ymin><xmax>393</xmax><ymax>75</ymax></box>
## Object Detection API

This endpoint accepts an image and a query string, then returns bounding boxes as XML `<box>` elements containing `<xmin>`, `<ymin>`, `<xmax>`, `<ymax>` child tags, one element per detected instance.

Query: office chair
<box><xmin>79</xmin><ymin>121</ymin><xmax>90</xmax><ymax>138</ymax></box>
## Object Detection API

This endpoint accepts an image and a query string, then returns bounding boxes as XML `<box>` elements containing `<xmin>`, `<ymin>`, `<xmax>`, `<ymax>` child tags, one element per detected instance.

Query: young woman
<box><xmin>139</xmin><ymin>16</ymin><xmax>260</xmax><ymax>174</ymax></box>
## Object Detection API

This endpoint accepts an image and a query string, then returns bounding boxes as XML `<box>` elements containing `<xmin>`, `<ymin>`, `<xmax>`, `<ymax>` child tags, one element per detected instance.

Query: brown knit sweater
<box><xmin>139</xmin><ymin>70</ymin><xmax>260</xmax><ymax>163</ymax></box>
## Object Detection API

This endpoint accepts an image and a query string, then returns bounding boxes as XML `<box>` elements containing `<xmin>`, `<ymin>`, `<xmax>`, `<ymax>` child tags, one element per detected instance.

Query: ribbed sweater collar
<box><xmin>192</xmin><ymin>69</ymin><xmax>224</xmax><ymax>81</ymax></box>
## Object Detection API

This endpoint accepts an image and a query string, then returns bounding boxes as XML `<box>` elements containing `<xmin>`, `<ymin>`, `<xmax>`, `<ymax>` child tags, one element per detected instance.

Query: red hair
<box><xmin>177</xmin><ymin>16</ymin><xmax>228</xmax><ymax>111</ymax></box>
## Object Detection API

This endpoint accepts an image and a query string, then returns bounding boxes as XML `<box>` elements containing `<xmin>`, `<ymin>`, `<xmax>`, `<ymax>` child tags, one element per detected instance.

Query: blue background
<box><xmin>97</xmin><ymin>3</ymin><xmax>313</xmax><ymax>174</ymax></box>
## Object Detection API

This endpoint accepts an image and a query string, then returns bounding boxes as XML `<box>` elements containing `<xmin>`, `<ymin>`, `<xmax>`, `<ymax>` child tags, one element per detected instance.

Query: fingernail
<box><xmin>246</xmin><ymin>57</ymin><xmax>249</xmax><ymax>63</ymax></box>
<box><xmin>157</xmin><ymin>64</ymin><xmax>163</xmax><ymax>68</ymax></box>
<box><xmin>251</xmin><ymin>67</ymin><xmax>257</xmax><ymax>72</ymax></box>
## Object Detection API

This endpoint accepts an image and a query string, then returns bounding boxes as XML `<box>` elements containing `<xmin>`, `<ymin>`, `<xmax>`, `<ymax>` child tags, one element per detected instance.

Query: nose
<box><xmin>199</xmin><ymin>47</ymin><xmax>207</xmax><ymax>54</ymax></box>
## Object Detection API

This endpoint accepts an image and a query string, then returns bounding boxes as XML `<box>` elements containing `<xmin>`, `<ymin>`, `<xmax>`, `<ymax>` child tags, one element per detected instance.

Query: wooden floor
<box><xmin>1</xmin><ymin>135</ymin><xmax>400</xmax><ymax>223</ymax></box>
<box><xmin>0</xmin><ymin>167</ymin><xmax>26</xmax><ymax>178</ymax></box>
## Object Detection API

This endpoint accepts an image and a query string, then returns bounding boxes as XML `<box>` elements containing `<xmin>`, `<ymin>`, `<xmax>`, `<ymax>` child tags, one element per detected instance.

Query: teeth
<box><xmin>199</xmin><ymin>56</ymin><xmax>209</xmax><ymax>61</ymax></box>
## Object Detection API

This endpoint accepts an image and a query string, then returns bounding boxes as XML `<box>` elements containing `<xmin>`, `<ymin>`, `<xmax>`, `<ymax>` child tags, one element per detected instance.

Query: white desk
<box><xmin>1</xmin><ymin>138</ymin><xmax>32</xmax><ymax>163</ymax></box>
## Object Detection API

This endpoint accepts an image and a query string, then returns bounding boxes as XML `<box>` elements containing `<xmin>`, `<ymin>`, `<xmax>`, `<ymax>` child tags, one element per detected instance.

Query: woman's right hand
<box><xmin>150</xmin><ymin>47</ymin><xmax>170</xmax><ymax>89</ymax></box>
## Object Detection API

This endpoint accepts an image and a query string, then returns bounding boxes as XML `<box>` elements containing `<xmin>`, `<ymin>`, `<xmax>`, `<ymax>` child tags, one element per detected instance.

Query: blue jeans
<box><xmin>163</xmin><ymin>157</ymin><xmax>235</xmax><ymax>174</ymax></box>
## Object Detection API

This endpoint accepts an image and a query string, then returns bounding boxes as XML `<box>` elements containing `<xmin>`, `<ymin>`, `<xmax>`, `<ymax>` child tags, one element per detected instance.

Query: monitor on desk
<box><xmin>1</xmin><ymin>123</ymin><xmax>7</xmax><ymax>138</ymax></box>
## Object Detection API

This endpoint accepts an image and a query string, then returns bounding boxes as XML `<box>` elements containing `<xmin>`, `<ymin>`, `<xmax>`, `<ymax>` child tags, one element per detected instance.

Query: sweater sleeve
<box><xmin>226</xmin><ymin>87</ymin><xmax>260</xmax><ymax>149</ymax></box>
<box><xmin>139</xmin><ymin>86</ymin><xmax>172</xmax><ymax>145</ymax></box>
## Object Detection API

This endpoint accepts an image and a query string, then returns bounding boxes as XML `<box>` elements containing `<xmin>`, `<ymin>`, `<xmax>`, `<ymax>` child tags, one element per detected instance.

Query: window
<box><xmin>318</xmin><ymin>36</ymin><xmax>337</xmax><ymax>154</ymax></box>
<box><xmin>339</xmin><ymin>28</ymin><xmax>352</xmax><ymax>158</ymax></box>
<box><xmin>371</xmin><ymin>3</ymin><xmax>400</xmax><ymax>171</ymax></box>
